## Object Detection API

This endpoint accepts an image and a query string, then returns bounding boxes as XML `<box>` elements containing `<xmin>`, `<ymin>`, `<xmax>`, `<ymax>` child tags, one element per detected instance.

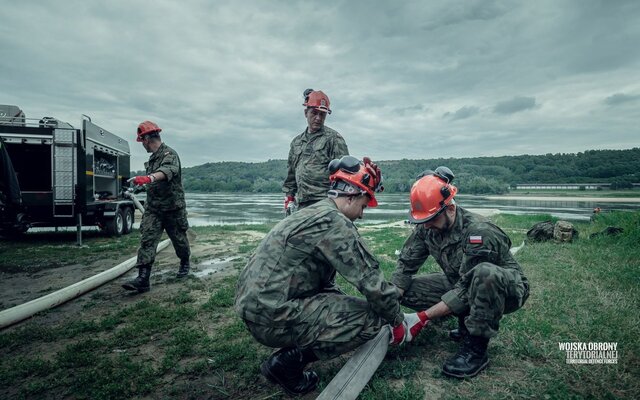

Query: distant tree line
<box><xmin>134</xmin><ymin>148</ymin><xmax>640</xmax><ymax>195</ymax></box>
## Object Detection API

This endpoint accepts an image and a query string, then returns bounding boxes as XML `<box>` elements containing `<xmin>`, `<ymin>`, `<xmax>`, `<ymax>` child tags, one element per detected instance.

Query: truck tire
<box><xmin>104</xmin><ymin>208</ymin><xmax>125</xmax><ymax>237</ymax></box>
<box><xmin>123</xmin><ymin>207</ymin><xmax>134</xmax><ymax>234</ymax></box>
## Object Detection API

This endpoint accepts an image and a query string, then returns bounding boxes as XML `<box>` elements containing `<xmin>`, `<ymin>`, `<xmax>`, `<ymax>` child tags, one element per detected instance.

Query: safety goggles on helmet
<box><xmin>408</xmin><ymin>166</ymin><xmax>457</xmax><ymax>224</ymax></box>
<box><xmin>328</xmin><ymin>156</ymin><xmax>384</xmax><ymax>207</ymax></box>
<box><xmin>328</xmin><ymin>155</ymin><xmax>360</xmax><ymax>175</ymax></box>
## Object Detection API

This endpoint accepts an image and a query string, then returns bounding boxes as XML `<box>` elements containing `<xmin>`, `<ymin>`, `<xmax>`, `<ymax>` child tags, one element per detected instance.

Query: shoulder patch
<box><xmin>469</xmin><ymin>235</ymin><xmax>483</xmax><ymax>244</ymax></box>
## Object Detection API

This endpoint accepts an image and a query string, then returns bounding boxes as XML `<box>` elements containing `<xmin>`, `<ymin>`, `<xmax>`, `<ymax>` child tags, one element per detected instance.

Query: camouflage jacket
<box><xmin>144</xmin><ymin>143</ymin><xmax>186</xmax><ymax>212</ymax></box>
<box><xmin>391</xmin><ymin>207</ymin><xmax>528</xmax><ymax>314</ymax></box>
<box><xmin>235</xmin><ymin>198</ymin><xmax>403</xmax><ymax>327</ymax></box>
<box><xmin>282</xmin><ymin>126</ymin><xmax>349</xmax><ymax>204</ymax></box>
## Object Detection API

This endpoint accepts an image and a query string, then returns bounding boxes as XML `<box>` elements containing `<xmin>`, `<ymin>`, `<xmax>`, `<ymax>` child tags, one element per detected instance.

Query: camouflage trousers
<box><xmin>241</xmin><ymin>293</ymin><xmax>387</xmax><ymax>360</ymax></box>
<box><xmin>136</xmin><ymin>208</ymin><xmax>190</xmax><ymax>267</ymax></box>
<box><xmin>401</xmin><ymin>262</ymin><xmax>529</xmax><ymax>338</ymax></box>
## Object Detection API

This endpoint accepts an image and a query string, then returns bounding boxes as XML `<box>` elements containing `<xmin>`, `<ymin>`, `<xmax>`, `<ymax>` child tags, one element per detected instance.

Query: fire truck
<box><xmin>0</xmin><ymin>105</ymin><xmax>136</xmax><ymax>240</ymax></box>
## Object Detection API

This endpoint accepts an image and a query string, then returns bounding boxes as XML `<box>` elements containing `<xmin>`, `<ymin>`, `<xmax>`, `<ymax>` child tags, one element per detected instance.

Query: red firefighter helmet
<box><xmin>136</xmin><ymin>121</ymin><xmax>162</xmax><ymax>142</ymax></box>
<box><xmin>328</xmin><ymin>156</ymin><xmax>384</xmax><ymax>207</ymax></box>
<box><xmin>303</xmin><ymin>89</ymin><xmax>331</xmax><ymax>114</ymax></box>
<box><xmin>409</xmin><ymin>167</ymin><xmax>458</xmax><ymax>223</ymax></box>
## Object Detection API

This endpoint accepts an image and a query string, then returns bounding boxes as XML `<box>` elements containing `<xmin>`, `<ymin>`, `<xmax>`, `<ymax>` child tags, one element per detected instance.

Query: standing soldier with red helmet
<box><xmin>393</xmin><ymin>167</ymin><xmax>529</xmax><ymax>378</ymax></box>
<box><xmin>236</xmin><ymin>157</ymin><xmax>408</xmax><ymax>396</ymax></box>
<box><xmin>123</xmin><ymin>121</ymin><xmax>191</xmax><ymax>293</ymax></box>
<box><xmin>282</xmin><ymin>89</ymin><xmax>349</xmax><ymax>213</ymax></box>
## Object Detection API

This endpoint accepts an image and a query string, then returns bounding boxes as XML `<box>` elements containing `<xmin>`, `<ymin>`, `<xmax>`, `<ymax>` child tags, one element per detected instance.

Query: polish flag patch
<box><xmin>469</xmin><ymin>235</ymin><xmax>483</xmax><ymax>244</ymax></box>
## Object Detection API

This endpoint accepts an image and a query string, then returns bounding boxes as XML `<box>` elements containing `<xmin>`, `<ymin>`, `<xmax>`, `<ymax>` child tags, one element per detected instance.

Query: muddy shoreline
<box><xmin>0</xmin><ymin>229</ymin><xmax>265</xmax><ymax>316</ymax></box>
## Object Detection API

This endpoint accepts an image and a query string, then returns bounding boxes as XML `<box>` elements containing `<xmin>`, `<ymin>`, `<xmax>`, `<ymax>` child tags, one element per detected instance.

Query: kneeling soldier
<box><xmin>393</xmin><ymin>167</ymin><xmax>529</xmax><ymax>378</ymax></box>
<box><xmin>235</xmin><ymin>156</ymin><xmax>407</xmax><ymax>396</ymax></box>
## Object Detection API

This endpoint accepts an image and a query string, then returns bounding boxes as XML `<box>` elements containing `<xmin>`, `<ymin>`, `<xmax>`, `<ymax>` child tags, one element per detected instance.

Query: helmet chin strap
<box><xmin>328</xmin><ymin>180</ymin><xmax>366</xmax><ymax>198</ymax></box>
<box><xmin>327</xmin><ymin>189</ymin><xmax>367</xmax><ymax>200</ymax></box>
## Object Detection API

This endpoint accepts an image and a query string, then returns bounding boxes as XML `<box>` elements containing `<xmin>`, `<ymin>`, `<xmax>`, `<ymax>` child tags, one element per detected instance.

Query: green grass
<box><xmin>1</xmin><ymin>213</ymin><xmax>638</xmax><ymax>399</ymax></box>
<box><xmin>0</xmin><ymin>230</ymin><xmax>142</xmax><ymax>272</ymax></box>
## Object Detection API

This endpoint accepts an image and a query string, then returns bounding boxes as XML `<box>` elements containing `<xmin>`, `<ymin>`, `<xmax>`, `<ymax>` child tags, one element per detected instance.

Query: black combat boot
<box><xmin>442</xmin><ymin>335</ymin><xmax>490</xmax><ymax>378</ymax></box>
<box><xmin>176</xmin><ymin>260</ymin><xmax>190</xmax><ymax>278</ymax></box>
<box><xmin>122</xmin><ymin>265</ymin><xmax>151</xmax><ymax>293</ymax></box>
<box><xmin>260</xmin><ymin>347</ymin><xmax>319</xmax><ymax>396</ymax></box>
<box><xmin>449</xmin><ymin>315</ymin><xmax>469</xmax><ymax>342</ymax></box>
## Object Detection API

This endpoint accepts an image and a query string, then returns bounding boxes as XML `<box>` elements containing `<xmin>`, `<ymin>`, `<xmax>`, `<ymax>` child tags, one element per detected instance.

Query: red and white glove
<box><xmin>128</xmin><ymin>175</ymin><xmax>153</xmax><ymax>186</ymax></box>
<box><xmin>284</xmin><ymin>195</ymin><xmax>295</xmax><ymax>210</ymax></box>
<box><xmin>404</xmin><ymin>311</ymin><xmax>429</xmax><ymax>342</ymax></box>
<box><xmin>389</xmin><ymin>321</ymin><xmax>408</xmax><ymax>345</ymax></box>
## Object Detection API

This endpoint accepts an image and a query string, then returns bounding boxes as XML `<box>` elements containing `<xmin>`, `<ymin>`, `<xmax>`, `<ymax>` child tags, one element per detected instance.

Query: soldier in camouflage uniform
<box><xmin>282</xmin><ymin>89</ymin><xmax>349</xmax><ymax>213</ymax></box>
<box><xmin>122</xmin><ymin>121</ymin><xmax>190</xmax><ymax>293</ymax></box>
<box><xmin>394</xmin><ymin>167</ymin><xmax>529</xmax><ymax>378</ymax></box>
<box><xmin>236</xmin><ymin>156</ymin><xmax>408</xmax><ymax>396</ymax></box>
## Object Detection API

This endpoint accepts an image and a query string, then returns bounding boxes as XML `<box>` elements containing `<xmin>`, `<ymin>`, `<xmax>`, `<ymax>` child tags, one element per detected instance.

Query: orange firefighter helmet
<box><xmin>328</xmin><ymin>156</ymin><xmax>384</xmax><ymax>207</ymax></box>
<box><xmin>409</xmin><ymin>167</ymin><xmax>458</xmax><ymax>223</ymax></box>
<box><xmin>302</xmin><ymin>89</ymin><xmax>331</xmax><ymax>114</ymax></box>
<box><xmin>136</xmin><ymin>121</ymin><xmax>162</xmax><ymax>142</ymax></box>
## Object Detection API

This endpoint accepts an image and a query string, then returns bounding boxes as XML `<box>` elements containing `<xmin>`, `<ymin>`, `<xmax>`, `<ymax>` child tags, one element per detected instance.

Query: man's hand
<box><xmin>284</xmin><ymin>195</ymin><xmax>295</xmax><ymax>210</ymax></box>
<box><xmin>389</xmin><ymin>321</ymin><xmax>408</xmax><ymax>345</ymax></box>
<box><xmin>404</xmin><ymin>311</ymin><xmax>429</xmax><ymax>342</ymax></box>
<box><xmin>128</xmin><ymin>175</ymin><xmax>153</xmax><ymax>186</ymax></box>
<box><xmin>363</xmin><ymin>157</ymin><xmax>383</xmax><ymax>191</ymax></box>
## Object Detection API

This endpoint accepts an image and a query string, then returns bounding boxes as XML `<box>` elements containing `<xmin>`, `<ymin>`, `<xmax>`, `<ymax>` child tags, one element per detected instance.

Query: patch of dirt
<box><xmin>235</xmin><ymin>229</ymin><xmax>268</xmax><ymax>241</ymax></box>
<box><xmin>0</xmin><ymin>230</ymin><xmax>265</xmax><ymax>331</ymax></box>
<box><xmin>360</xmin><ymin>220</ymin><xmax>412</xmax><ymax>230</ymax></box>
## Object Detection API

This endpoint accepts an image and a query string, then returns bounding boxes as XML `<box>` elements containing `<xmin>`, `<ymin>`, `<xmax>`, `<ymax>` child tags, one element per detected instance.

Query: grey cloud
<box><xmin>557</xmin><ymin>2</ymin><xmax>640</xmax><ymax>74</ymax></box>
<box><xmin>393</xmin><ymin>104</ymin><xmax>428</xmax><ymax>116</ymax></box>
<box><xmin>604</xmin><ymin>93</ymin><xmax>640</xmax><ymax>106</ymax></box>
<box><xmin>421</xmin><ymin>0</ymin><xmax>508</xmax><ymax>31</ymax></box>
<box><xmin>493</xmin><ymin>97</ymin><xmax>536</xmax><ymax>115</ymax></box>
<box><xmin>1</xmin><ymin>0</ymin><xmax>639</xmax><ymax>168</ymax></box>
<box><xmin>445</xmin><ymin>106</ymin><xmax>480</xmax><ymax>121</ymax></box>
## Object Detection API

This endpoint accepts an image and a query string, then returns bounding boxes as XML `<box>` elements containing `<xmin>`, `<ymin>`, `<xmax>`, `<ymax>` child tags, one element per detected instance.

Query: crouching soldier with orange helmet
<box><xmin>235</xmin><ymin>156</ymin><xmax>408</xmax><ymax>396</ymax></box>
<box><xmin>394</xmin><ymin>167</ymin><xmax>529</xmax><ymax>378</ymax></box>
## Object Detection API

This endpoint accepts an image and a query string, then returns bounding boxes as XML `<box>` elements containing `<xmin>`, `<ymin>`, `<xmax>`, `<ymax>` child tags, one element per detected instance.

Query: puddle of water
<box><xmin>122</xmin><ymin>256</ymin><xmax>242</xmax><ymax>279</ymax></box>
<box><xmin>192</xmin><ymin>257</ymin><xmax>241</xmax><ymax>277</ymax></box>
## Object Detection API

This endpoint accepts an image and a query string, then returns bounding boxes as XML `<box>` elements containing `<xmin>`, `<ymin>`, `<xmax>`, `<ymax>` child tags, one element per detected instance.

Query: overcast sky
<box><xmin>2</xmin><ymin>0</ymin><xmax>639</xmax><ymax>168</ymax></box>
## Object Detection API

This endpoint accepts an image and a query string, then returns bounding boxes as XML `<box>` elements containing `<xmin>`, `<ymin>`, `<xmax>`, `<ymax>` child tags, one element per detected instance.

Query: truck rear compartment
<box><xmin>4</xmin><ymin>142</ymin><xmax>51</xmax><ymax>192</ymax></box>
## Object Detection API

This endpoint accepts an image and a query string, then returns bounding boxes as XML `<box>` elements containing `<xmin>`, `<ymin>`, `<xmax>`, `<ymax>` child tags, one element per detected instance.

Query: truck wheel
<box><xmin>123</xmin><ymin>207</ymin><xmax>134</xmax><ymax>234</ymax></box>
<box><xmin>104</xmin><ymin>208</ymin><xmax>125</xmax><ymax>237</ymax></box>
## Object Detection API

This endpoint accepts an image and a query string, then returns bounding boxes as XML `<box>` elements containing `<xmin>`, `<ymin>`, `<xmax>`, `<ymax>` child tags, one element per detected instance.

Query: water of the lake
<box><xmin>185</xmin><ymin>192</ymin><xmax>640</xmax><ymax>226</ymax></box>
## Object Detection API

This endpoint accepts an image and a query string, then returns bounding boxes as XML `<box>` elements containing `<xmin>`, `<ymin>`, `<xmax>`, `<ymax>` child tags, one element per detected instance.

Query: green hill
<box><xmin>173</xmin><ymin>148</ymin><xmax>640</xmax><ymax>194</ymax></box>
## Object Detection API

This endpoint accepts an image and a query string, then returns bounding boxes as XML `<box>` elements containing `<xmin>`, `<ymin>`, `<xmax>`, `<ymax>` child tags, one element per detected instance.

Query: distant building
<box><xmin>514</xmin><ymin>183</ymin><xmax>609</xmax><ymax>190</ymax></box>
<box><xmin>514</xmin><ymin>183</ymin><xmax>640</xmax><ymax>190</ymax></box>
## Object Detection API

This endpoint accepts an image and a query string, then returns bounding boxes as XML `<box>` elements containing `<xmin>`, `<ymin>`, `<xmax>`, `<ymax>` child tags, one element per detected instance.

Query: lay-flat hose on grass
<box><xmin>511</xmin><ymin>241</ymin><xmax>525</xmax><ymax>255</ymax></box>
<box><xmin>0</xmin><ymin>238</ymin><xmax>171</xmax><ymax>330</ymax></box>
